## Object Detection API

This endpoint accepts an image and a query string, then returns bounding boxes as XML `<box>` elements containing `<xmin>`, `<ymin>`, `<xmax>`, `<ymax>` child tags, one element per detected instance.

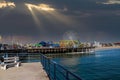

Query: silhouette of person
<box><xmin>0</xmin><ymin>56</ymin><xmax>4</xmax><ymax>63</ymax></box>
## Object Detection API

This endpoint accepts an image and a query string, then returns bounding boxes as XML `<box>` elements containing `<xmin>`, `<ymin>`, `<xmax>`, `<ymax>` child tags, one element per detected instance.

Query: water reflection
<box><xmin>59</xmin><ymin>57</ymin><xmax>79</xmax><ymax>66</ymax></box>
<box><xmin>45</xmin><ymin>52</ymin><xmax>94</xmax><ymax>58</ymax></box>
<box><xmin>46</xmin><ymin>53</ymin><xmax>95</xmax><ymax>73</ymax></box>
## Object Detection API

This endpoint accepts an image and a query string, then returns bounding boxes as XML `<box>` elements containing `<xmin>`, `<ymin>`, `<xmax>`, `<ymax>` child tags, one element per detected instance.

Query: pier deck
<box><xmin>0</xmin><ymin>62</ymin><xmax>49</xmax><ymax>80</ymax></box>
<box><xmin>0</xmin><ymin>47</ymin><xmax>95</xmax><ymax>53</ymax></box>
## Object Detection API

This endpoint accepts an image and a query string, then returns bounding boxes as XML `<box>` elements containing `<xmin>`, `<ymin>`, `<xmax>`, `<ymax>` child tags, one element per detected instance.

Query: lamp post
<box><xmin>0</xmin><ymin>35</ymin><xmax>2</xmax><ymax>43</ymax></box>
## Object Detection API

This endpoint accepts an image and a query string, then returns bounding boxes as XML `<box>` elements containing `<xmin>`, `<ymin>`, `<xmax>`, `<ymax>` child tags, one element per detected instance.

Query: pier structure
<box><xmin>0</xmin><ymin>47</ymin><xmax>95</xmax><ymax>80</ymax></box>
<box><xmin>0</xmin><ymin>53</ymin><xmax>83</xmax><ymax>80</ymax></box>
<box><xmin>0</xmin><ymin>47</ymin><xmax>95</xmax><ymax>54</ymax></box>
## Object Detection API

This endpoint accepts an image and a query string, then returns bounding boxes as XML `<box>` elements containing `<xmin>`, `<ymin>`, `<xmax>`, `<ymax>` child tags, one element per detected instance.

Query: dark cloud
<box><xmin>0</xmin><ymin>0</ymin><xmax>120</xmax><ymax>43</ymax></box>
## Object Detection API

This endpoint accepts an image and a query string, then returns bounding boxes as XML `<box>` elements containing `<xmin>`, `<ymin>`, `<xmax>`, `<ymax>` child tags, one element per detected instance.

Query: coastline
<box><xmin>95</xmin><ymin>46</ymin><xmax>120</xmax><ymax>51</ymax></box>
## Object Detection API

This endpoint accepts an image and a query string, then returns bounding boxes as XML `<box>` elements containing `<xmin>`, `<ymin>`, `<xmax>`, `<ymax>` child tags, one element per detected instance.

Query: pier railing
<box><xmin>40</xmin><ymin>54</ymin><xmax>82</xmax><ymax>80</ymax></box>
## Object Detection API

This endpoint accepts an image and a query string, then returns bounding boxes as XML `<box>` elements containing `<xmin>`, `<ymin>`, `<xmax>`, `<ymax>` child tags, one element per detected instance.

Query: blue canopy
<box><xmin>39</xmin><ymin>41</ymin><xmax>48</xmax><ymax>47</ymax></box>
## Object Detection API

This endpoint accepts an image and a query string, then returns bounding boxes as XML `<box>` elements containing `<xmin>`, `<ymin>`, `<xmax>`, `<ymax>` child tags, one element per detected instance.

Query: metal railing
<box><xmin>40</xmin><ymin>54</ymin><xmax>82</xmax><ymax>80</ymax></box>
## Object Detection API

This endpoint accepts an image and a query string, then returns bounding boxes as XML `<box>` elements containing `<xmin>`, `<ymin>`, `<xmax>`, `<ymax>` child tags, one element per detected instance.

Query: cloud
<box><xmin>63</xmin><ymin>7</ymin><xmax>68</xmax><ymax>11</ymax></box>
<box><xmin>97</xmin><ymin>0</ymin><xmax>120</xmax><ymax>5</ymax></box>
<box><xmin>0</xmin><ymin>0</ymin><xmax>119</xmax><ymax>42</ymax></box>
<box><xmin>25</xmin><ymin>3</ymin><xmax>55</xmax><ymax>11</ymax></box>
<box><xmin>0</xmin><ymin>0</ymin><xmax>15</xmax><ymax>8</ymax></box>
<box><xmin>25</xmin><ymin>3</ymin><xmax>76</xmax><ymax>28</ymax></box>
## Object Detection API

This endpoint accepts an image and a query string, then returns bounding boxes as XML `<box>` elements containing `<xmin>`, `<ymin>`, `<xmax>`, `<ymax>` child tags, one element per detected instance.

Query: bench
<box><xmin>0</xmin><ymin>57</ymin><xmax>21</xmax><ymax>70</ymax></box>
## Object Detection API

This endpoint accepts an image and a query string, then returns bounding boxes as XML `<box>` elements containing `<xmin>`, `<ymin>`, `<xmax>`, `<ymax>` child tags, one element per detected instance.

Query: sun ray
<box><xmin>46</xmin><ymin>10</ymin><xmax>75</xmax><ymax>26</ymax></box>
<box><xmin>25</xmin><ymin>3</ymin><xmax>56</xmax><ymax>28</ymax></box>
<box><xmin>25</xmin><ymin>3</ymin><xmax>75</xmax><ymax>28</ymax></box>
<box><xmin>25</xmin><ymin>3</ymin><xmax>41</xmax><ymax>27</ymax></box>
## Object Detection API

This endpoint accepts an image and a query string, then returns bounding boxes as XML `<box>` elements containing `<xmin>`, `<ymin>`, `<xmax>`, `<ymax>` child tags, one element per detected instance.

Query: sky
<box><xmin>0</xmin><ymin>0</ymin><xmax>120</xmax><ymax>43</ymax></box>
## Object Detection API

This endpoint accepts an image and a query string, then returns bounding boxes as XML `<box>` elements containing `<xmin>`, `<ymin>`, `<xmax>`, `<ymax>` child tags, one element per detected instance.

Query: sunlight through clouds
<box><xmin>25</xmin><ymin>3</ymin><xmax>75</xmax><ymax>27</ymax></box>
<box><xmin>98</xmin><ymin>0</ymin><xmax>120</xmax><ymax>5</ymax></box>
<box><xmin>0</xmin><ymin>0</ymin><xmax>15</xmax><ymax>8</ymax></box>
<box><xmin>25</xmin><ymin>3</ymin><xmax>55</xmax><ymax>12</ymax></box>
<box><xmin>25</xmin><ymin>3</ymin><xmax>56</xmax><ymax>26</ymax></box>
<box><xmin>45</xmin><ymin>11</ymin><xmax>75</xmax><ymax>26</ymax></box>
<box><xmin>25</xmin><ymin>3</ymin><xmax>41</xmax><ymax>27</ymax></box>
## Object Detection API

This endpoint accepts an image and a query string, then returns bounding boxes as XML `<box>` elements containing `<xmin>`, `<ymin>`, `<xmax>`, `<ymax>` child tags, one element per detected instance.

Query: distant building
<box><xmin>114</xmin><ymin>42</ymin><xmax>120</xmax><ymax>46</ymax></box>
<box><xmin>93</xmin><ymin>41</ymin><xmax>102</xmax><ymax>47</ymax></box>
<box><xmin>102</xmin><ymin>43</ymin><xmax>113</xmax><ymax>47</ymax></box>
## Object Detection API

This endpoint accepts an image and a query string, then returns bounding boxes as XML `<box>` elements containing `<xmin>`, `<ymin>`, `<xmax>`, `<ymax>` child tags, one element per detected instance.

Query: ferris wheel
<box><xmin>63</xmin><ymin>31</ymin><xmax>79</xmax><ymax>40</ymax></box>
<box><xmin>62</xmin><ymin>31</ymin><xmax>80</xmax><ymax>48</ymax></box>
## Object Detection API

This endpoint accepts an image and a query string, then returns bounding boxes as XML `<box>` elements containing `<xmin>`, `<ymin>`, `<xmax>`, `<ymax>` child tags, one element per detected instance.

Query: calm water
<box><xmin>52</xmin><ymin>49</ymin><xmax>120</xmax><ymax>80</ymax></box>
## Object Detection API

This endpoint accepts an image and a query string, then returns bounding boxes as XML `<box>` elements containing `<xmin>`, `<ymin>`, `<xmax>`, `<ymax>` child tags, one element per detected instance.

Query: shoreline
<box><xmin>95</xmin><ymin>46</ymin><xmax>120</xmax><ymax>51</ymax></box>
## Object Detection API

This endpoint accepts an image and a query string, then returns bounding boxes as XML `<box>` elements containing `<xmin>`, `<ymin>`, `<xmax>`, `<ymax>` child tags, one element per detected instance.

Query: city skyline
<box><xmin>0</xmin><ymin>0</ymin><xmax>120</xmax><ymax>42</ymax></box>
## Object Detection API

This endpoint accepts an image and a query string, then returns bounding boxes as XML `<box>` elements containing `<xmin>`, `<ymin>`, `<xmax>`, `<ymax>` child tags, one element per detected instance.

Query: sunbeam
<box><xmin>25</xmin><ymin>3</ymin><xmax>41</xmax><ymax>27</ymax></box>
<box><xmin>38</xmin><ymin>10</ymin><xmax>75</xmax><ymax>26</ymax></box>
<box><xmin>25</xmin><ymin>3</ymin><xmax>56</xmax><ymax>29</ymax></box>
<box><xmin>46</xmin><ymin>11</ymin><xmax>75</xmax><ymax>26</ymax></box>
<box><xmin>25</xmin><ymin>3</ymin><xmax>75</xmax><ymax>29</ymax></box>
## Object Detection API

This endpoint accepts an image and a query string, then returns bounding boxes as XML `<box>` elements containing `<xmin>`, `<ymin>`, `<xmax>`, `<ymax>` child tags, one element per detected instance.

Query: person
<box><xmin>0</xmin><ymin>56</ymin><xmax>4</xmax><ymax>64</ymax></box>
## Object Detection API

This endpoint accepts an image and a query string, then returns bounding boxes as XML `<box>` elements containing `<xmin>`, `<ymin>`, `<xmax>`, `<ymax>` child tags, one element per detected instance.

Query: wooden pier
<box><xmin>0</xmin><ymin>62</ymin><xmax>49</xmax><ymax>80</ymax></box>
<box><xmin>0</xmin><ymin>47</ymin><xmax>95</xmax><ymax>54</ymax></box>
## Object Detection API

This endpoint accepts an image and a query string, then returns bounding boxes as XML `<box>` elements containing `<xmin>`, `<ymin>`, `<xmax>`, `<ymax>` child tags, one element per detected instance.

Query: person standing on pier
<box><xmin>0</xmin><ymin>56</ymin><xmax>4</xmax><ymax>64</ymax></box>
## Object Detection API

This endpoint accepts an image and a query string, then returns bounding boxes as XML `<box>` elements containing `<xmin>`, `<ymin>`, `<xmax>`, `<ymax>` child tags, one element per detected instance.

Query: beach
<box><xmin>95</xmin><ymin>46</ymin><xmax>120</xmax><ymax>51</ymax></box>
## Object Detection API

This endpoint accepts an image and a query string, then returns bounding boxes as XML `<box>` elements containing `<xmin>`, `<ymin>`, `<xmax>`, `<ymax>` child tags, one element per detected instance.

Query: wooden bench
<box><xmin>0</xmin><ymin>57</ymin><xmax>21</xmax><ymax>70</ymax></box>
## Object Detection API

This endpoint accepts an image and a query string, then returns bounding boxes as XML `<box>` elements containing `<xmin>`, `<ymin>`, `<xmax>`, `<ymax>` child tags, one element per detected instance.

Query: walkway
<box><xmin>0</xmin><ymin>62</ymin><xmax>49</xmax><ymax>80</ymax></box>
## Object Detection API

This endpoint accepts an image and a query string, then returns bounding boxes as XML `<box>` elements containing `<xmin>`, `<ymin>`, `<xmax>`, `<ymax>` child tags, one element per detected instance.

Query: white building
<box><xmin>93</xmin><ymin>41</ymin><xmax>102</xmax><ymax>47</ymax></box>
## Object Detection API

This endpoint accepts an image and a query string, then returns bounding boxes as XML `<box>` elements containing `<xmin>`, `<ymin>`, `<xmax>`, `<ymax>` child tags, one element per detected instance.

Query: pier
<box><xmin>0</xmin><ymin>53</ymin><xmax>83</xmax><ymax>80</ymax></box>
<box><xmin>0</xmin><ymin>47</ymin><xmax>95</xmax><ymax>80</ymax></box>
<box><xmin>0</xmin><ymin>47</ymin><xmax>95</xmax><ymax>54</ymax></box>
<box><xmin>0</xmin><ymin>62</ymin><xmax>49</xmax><ymax>80</ymax></box>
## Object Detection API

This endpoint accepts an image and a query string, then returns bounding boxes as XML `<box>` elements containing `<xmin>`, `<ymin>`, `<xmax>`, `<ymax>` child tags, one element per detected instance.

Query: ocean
<box><xmin>52</xmin><ymin>49</ymin><xmax>120</xmax><ymax>80</ymax></box>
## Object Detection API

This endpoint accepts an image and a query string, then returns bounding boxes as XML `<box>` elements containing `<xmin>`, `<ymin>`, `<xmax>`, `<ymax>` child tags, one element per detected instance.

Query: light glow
<box><xmin>25</xmin><ymin>3</ymin><xmax>55</xmax><ymax>11</ymax></box>
<box><xmin>45</xmin><ymin>11</ymin><xmax>75</xmax><ymax>26</ymax></box>
<box><xmin>25</xmin><ymin>3</ymin><xmax>56</xmax><ymax>27</ymax></box>
<box><xmin>98</xmin><ymin>0</ymin><xmax>120</xmax><ymax>4</ymax></box>
<box><xmin>25</xmin><ymin>3</ymin><xmax>41</xmax><ymax>27</ymax></box>
<box><xmin>25</xmin><ymin>3</ymin><xmax>74</xmax><ymax>27</ymax></box>
<box><xmin>0</xmin><ymin>1</ymin><xmax>15</xmax><ymax>8</ymax></box>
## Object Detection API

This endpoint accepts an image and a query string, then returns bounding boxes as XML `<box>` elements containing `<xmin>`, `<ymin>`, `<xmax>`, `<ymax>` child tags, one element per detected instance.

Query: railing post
<box><xmin>46</xmin><ymin>58</ymin><xmax>49</xmax><ymax>73</ymax></box>
<box><xmin>54</xmin><ymin>63</ymin><xmax>56</xmax><ymax>80</ymax></box>
<box><xmin>66</xmin><ymin>71</ymin><xmax>69</xmax><ymax>80</ymax></box>
<box><xmin>41</xmin><ymin>54</ymin><xmax>43</xmax><ymax>65</ymax></box>
<box><xmin>48</xmin><ymin>58</ymin><xmax>50</xmax><ymax>77</ymax></box>
<box><xmin>44</xmin><ymin>56</ymin><xmax>47</xmax><ymax>70</ymax></box>
<box><xmin>43</xmin><ymin>55</ymin><xmax>45</xmax><ymax>68</ymax></box>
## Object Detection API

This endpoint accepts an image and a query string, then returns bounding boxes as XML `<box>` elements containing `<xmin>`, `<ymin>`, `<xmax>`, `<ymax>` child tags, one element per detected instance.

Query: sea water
<box><xmin>52</xmin><ymin>49</ymin><xmax>120</xmax><ymax>80</ymax></box>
